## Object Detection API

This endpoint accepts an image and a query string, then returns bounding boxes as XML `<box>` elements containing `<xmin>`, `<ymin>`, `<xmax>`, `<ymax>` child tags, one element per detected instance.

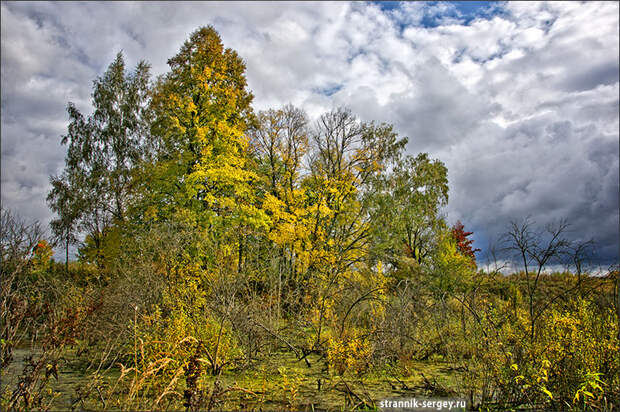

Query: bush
<box><xmin>461</xmin><ymin>298</ymin><xmax>619</xmax><ymax>410</ymax></box>
<box><xmin>327</xmin><ymin>330</ymin><xmax>372</xmax><ymax>376</ymax></box>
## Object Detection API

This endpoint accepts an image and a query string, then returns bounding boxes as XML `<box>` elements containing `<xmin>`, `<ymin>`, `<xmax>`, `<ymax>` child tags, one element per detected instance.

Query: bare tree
<box><xmin>503</xmin><ymin>217</ymin><xmax>572</xmax><ymax>341</ymax></box>
<box><xmin>0</xmin><ymin>208</ymin><xmax>45</xmax><ymax>370</ymax></box>
<box><xmin>569</xmin><ymin>239</ymin><xmax>595</xmax><ymax>297</ymax></box>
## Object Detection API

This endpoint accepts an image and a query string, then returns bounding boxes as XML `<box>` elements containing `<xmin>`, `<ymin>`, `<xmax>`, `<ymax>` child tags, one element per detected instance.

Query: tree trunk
<box><xmin>65</xmin><ymin>236</ymin><xmax>70</xmax><ymax>274</ymax></box>
<box><xmin>237</xmin><ymin>233</ymin><xmax>243</xmax><ymax>273</ymax></box>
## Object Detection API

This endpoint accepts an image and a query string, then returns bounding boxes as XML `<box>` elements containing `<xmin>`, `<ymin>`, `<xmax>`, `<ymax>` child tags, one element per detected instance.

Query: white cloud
<box><xmin>1</xmin><ymin>1</ymin><xmax>618</xmax><ymax>263</ymax></box>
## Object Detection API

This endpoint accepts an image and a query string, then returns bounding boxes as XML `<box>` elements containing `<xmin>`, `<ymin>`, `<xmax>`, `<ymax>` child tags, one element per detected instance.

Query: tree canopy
<box><xmin>47</xmin><ymin>52</ymin><xmax>151</xmax><ymax>267</ymax></box>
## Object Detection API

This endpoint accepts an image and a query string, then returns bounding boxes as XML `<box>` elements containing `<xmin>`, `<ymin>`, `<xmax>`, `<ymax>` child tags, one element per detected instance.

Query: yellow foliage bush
<box><xmin>327</xmin><ymin>331</ymin><xmax>372</xmax><ymax>376</ymax></box>
<box><xmin>463</xmin><ymin>298</ymin><xmax>619</xmax><ymax>410</ymax></box>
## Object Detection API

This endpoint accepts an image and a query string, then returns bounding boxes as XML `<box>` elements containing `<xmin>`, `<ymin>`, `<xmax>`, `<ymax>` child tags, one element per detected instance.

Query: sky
<box><xmin>1</xmin><ymin>1</ymin><xmax>619</xmax><ymax>266</ymax></box>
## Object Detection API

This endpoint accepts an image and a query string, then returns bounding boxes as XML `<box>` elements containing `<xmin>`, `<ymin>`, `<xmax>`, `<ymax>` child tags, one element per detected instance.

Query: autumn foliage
<box><xmin>1</xmin><ymin>26</ymin><xmax>617</xmax><ymax>412</ymax></box>
<box><xmin>450</xmin><ymin>220</ymin><xmax>481</xmax><ymax>263</ymax></box>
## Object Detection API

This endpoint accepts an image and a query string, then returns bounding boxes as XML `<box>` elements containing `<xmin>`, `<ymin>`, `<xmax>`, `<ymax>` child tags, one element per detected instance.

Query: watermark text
<box><xmin>379</xmin><ymin>397</ymin><xmax>467</xmax><ymax>411</ymax></box>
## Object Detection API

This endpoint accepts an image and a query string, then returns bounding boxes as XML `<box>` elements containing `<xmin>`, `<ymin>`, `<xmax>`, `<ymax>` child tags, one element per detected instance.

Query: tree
<box><xmin>370</xmin><ymin>153</ymin><xmax>449</xmax><ymax>267</ymax></box>
<box><xmin>143</xmin><ymin>26</ymin><xmax>272</xmax><ymax>281</ymax></box>
<box><xmin>269</xmin><ymin>107</ymin><xmax>405</xmax><ymax>281</ymax></box>
<box><xmin>450</xmin><ymin>220</ymin><xmax>480</xmax><ymax>265</ymax></box>
<box><xmin>251</xmin><ymin>106</ymin><xmax>407</xmax><ymax>348</ymax></box>
<box><xmin>47</xmin><ymin>177</ymin><xmax>79</xmax><ymax>272</ymax></box>
<box><xmin>301</xmin><ymin>108</ymin><xmax>405</xmax><ymax>347</ymax></box>
<box><xmin>47</xmin><ymin>52</ymin><xmax>151</xmax><ymax>266</ymax></box>
<box><xmin>503</xmin><ymin>217</ymin><xmax>572</xmax><ymax>341</ymax></box>
<box><xmin>250</xmin><ymin>104</ymin><xmax>309</xmax><ymax>200</ymax></box>
<box><xmin>248</xmin><ymin>105</ymin><xmax>310</xmax><ymax>313</ymax></box>
<box><xmin>0</xmin><ymin>209</ymin><xmax>45</xmax><ymax>370</ymax></box>
<box><xmin>146</xmin><ymin>26</ymin><xmax>256</xmax><ymax>221</ymax></box>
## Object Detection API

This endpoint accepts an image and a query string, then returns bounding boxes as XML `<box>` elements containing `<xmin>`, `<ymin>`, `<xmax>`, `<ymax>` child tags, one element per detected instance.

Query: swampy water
<box><xmin>2</xmin><ymin>346</ymin><xmax>463</xmax><ymax>410</ymax></box>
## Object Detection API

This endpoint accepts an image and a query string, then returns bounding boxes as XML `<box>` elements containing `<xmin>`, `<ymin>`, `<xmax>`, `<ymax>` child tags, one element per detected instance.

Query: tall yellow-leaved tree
<box><xmin>146</xmin><ymin>26</ymin><xmax>266</xmax><ymax>236</ymax></box>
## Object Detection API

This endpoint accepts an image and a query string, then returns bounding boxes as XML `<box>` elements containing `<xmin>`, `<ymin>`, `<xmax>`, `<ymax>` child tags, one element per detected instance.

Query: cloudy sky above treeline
<box><xmin>1</xmin><ymin>1</ymin><xmax>618</xmax><ymax>265</ymax></box>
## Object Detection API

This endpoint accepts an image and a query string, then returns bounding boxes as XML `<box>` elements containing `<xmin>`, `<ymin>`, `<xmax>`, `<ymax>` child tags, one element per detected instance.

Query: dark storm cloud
<box><xmin>446</xmin><ymin>110</ymin><xmax>618</xmax><ymax>264</ymax></box>
<box><xmin>1</xmin><ymin>1</ymin><xmax>618</xmax><ymax>265</ymax></box>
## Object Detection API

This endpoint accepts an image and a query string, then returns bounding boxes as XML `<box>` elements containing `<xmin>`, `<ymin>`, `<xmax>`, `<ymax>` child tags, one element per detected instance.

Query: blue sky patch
<box><xmin>374</xmin><ymin>1</ymin><xmax>502</xmax><ymax>27</ymax></box>
<box><xmin>313</xmin><ymin>84</ymin><xmax>344</xmax><ymax>97</ymax></box>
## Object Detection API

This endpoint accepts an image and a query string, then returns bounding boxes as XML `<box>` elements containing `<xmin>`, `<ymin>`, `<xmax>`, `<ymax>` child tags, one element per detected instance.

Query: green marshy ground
<box><xmin>3</xmin><ymin>347</ymin><xmax>462</xmax><ymax>410</ymax></box>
